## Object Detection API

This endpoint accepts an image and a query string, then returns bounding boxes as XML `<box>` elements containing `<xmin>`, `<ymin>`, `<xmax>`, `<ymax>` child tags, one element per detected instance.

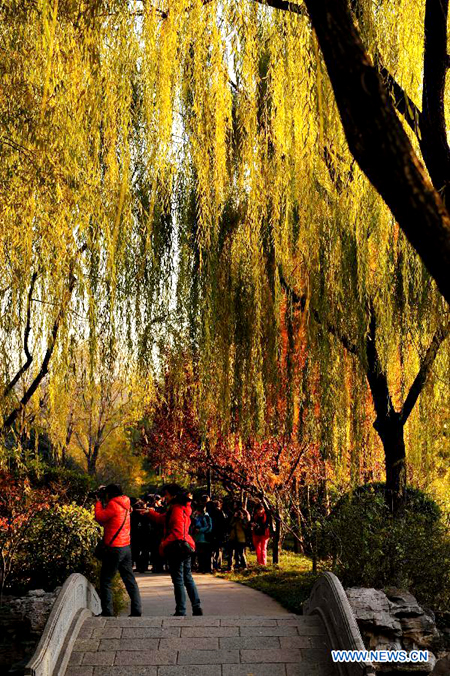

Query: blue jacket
<box><xmin>193</xmin><ymin>513</ymin><xmax>212</xmax><ymax>543</ymax></box>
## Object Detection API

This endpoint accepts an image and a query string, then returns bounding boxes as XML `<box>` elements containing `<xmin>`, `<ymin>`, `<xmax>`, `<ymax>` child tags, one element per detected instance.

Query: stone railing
<box><xmin>25</xmin><ymin>574</ymin><xmax>101</xmax><ymax>676</ymax></box>
<box><xmin>304</xmin><ymin>572</ymin><xmax>376</xmax><ymax>676</ymax></box>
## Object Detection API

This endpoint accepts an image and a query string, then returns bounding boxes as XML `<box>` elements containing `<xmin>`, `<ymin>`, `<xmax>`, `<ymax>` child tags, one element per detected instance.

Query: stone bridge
<box><xmin>24</xmin><ymin>572</ymin><xmax>376</xmax><ymax>676</ymax></box>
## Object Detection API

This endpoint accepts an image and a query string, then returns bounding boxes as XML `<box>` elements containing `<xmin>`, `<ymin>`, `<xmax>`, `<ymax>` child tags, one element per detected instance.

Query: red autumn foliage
<box><xmin>0</xmin><ymin>470</ymin><xmax>52</xmax><ymax>595</ymax></box>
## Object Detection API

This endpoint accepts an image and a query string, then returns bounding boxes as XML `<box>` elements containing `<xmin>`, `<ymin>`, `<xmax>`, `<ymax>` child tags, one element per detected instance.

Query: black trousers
<box><xmin>100</xmin><ymin>545</ymin><xmax>142</xmax><ymax>616</ymax></box>
<box><xmin>227</xmin><ymin>541</ymin><xmax>247</xmax><ymax>569</ymax></box>
<box><xmin>196</xmin><ymin>542</ymin><xmax>212</xmax><ymax>573</ymax></box>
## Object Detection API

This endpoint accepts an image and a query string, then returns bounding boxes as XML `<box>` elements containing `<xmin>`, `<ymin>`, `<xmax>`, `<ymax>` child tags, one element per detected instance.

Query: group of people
<box><xmin>130</xmin><ymin>492</ymin><xmax>272</xmax><ymax>574</ymax></box>
<box><xmin>94</xmin><ymin>483</ymin><xmax>272</xmax><ymax>618</ymax></box>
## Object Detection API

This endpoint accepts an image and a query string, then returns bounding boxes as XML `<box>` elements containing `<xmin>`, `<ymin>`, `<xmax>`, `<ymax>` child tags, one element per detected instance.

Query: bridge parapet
<box><xmin>304</xmin><ymin>571</ymin><xmax>376</xmax><ymax>676</ymax></box>
<box><xmin>24</xmin><ymin>573</ymin><xmax>100</xmax><ymax>676</ymax></box>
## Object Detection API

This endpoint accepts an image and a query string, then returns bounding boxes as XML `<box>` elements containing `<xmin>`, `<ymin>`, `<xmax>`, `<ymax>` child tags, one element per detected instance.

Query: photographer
<box><xmin>138</xmin><ymin>483</ymin><xmax>203</xmax><ymax>617</ymax></box>
<box><xmin>94</xmin><ymin>484</ymin><xmax>142</xmax><ymax>617</ymax></box>
<box><xmin>226</xmin><ymin>501</ymin><xmax>250</xmax><ymax>571</ymax></box>
<box><xmin>148</xmin><ymin>494</ymin><xmax>165</xmax><ymax>573</ymax></box>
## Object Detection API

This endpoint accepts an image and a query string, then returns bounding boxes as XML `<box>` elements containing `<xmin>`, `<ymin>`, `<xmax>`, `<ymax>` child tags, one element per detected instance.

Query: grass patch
<box><xmin>217</xmin><ymin>551</ymin><xmax>322</xmax><ymax>615</ymax></box>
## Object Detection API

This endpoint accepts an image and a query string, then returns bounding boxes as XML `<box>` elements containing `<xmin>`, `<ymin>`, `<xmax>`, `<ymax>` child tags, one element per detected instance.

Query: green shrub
<box><xmin>27</xmin><ymin>465</ymin><xmax>95</xmax><ymax>505</ymax></box>
<box><xmin>13</xmin><ymin>503</ymin><xmax>101</xmax><ymax>590</ymax></box>
<box><xmin>12</xmin><ymin>503</ymin><xmax>128</xmax><ymax>615</ymax></box>
<box><xmin>321</xmin><ymin>485</ymin><xmax>450</xmax><ymax>609</ymax></box>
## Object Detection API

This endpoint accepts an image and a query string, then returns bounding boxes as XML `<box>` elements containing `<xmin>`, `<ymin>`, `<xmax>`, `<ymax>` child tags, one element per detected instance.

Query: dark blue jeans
<box><xmin>167</xmin><ymin>555</ymin><xmax>201</xmax><ymax>615</ymax></box>
<box><xmin>100</xmin><ymin>545</ymin><xmax>142</xmax><ymax>616</ymax></box>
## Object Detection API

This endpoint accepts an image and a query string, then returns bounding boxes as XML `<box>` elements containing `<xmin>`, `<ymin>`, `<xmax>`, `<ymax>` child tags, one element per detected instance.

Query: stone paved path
<box><xmin>64</xmin><ymin>574</ymin><xmax>338</xmax><ymax>676</ymax></box>
<box><xmin>130</xmin><ymin>573</ymin><xmax>291</xmax><ymax>617</ymax></box>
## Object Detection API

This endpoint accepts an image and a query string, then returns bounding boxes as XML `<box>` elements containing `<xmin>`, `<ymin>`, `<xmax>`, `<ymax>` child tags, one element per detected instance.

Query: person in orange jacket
<box><xmin>139</xmin><ymin>483</ymin><xmax>203</xmax><ymax>617</ymax></box>
<box><xmin>95</xmin><ymin>484</ymin><xmax>142</xmax><ymax>617</ymax></box>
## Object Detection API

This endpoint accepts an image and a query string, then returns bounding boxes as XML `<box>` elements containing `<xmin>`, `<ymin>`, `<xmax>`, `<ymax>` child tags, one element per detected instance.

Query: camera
<box><xmin>87</xmin><ymin>486</ymin><xmax>107</xmax><ymax>500</ymax></box>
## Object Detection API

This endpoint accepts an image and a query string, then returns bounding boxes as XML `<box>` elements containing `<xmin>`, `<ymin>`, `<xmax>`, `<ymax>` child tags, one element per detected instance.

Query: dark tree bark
<box><xmin>87</xmin><ymin>442</ymin><xmax>100</xmax><ymax>477</ymax></box>
<box><xmin>272</xmin><ymin>514</ymin><xmax>281</xmax><ymax>564</ymax></box>
<box><xmin>280</xmin><ymin>268</ymin><xmax>449</xmax><ymax>511</ymax></box>
<box><xmin>1</xmin><ymin>244</ymin><xmax>87</xmax><ymax>435</ymax></box>
<box><xmin>365</xmin><ymin>311</ymin><xmax>449</xmax><ymax>508</ymax></box>
<box><xmin>419</xmin><ymin>0</ymin><xmax>450</xmax><ymax>204</ymax></box>
<box><xmin>3</xmin><ymin>272</ymin><xmax>38</xmax><ymax>398</ymax></box>
<box><xmin>298</xmin><ymin>0</ymin><xmax>450</xmax><ymax>305</ymax></box>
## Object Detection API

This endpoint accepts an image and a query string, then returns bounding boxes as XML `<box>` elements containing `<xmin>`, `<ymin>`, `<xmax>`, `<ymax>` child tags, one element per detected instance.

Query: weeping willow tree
<box><xmin>0</xmin><ymin>1</ymin><xmax>171</xmax><ymax>448</ymax></box>
<box><xmin>1</xmin><ymin>1</ymin><xmax>449</xmax><ymax>507</ymax></box>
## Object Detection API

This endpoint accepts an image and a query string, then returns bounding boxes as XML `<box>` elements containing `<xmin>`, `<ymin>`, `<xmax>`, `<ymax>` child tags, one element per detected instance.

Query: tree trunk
<box><xmin>272</xmin><ymin>514</ymin><xmax>281</xmax><ymax>564</ymax></box>
<box><xmin>374</xmin><ymin>413</ymin><xmax>406</xmax><ymax>512</ymax></box>
<box><xmin>302</xmin><ymin>0</ymin><xmax>450</xmax><ymax>305</ymax></box>
<box><xmin>87</xmin><ymin>449</ymin><xmax>99</xmax><ymax>477</ymax></box>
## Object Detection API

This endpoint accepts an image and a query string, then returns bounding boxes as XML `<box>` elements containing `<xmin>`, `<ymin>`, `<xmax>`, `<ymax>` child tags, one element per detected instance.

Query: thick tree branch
<box><xmin>364</xmin><ymin>309</ymin><xmax>395</xmax><ymax>424</ymax></box>
<box><xmin>379</xmin><ymin>67</ymin><xmax>421</xmax><ymax>134</ymax></box>
<box><xmin>1</xmin><ymin>244</ymin><xmax>87</xmax><ymax>434</ymax></box>
<box><xmin>420</xmin><ymin>0</ymin><xmax>450</xmax><ymax>204</ymax></box>
<box><xmin>3</xmin><ymin>272</ymin><xmax>38</xmax><ymax>398</ymax></box>
<box><xmin>301</xmin><ymin>0</ymin><xmax>450</xmax><ymax>305</ymax></box>
<box><xmin>278</xmin><ymin>265</ymin><xmax>359</xmax><ymax>355</ymax></box>
<box><xmin>400</xmin><ymin>323</ymin><xmax>450</xmax><ymax>424</ymax></box>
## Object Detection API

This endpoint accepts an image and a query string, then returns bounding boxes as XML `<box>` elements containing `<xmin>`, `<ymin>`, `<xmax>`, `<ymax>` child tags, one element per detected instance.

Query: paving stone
<box><xmin>159</xmin><ymin>637</ymin><xmax>219</xmax><ymax>650</ymax></box>
<box><xmin>122</xmin><ymin>626</ymin><xmax>181</xmax><ymax>638</ymax></box>
<box><xmin>99</xmin><ymin>638</ymin><xmax>159</xmax><ymax>651</ymax></box>
<box><xmin>286</xmin><ymin>665</ymin><xmax>338</xmax><ymax>676</ymax></box>
<box><xmin>240</xmin><ymin>626</ymin><xmax>299</xmax><ymax>637</ymax></box>
<box><xmin>77</xmin><ymin>624</ymin><xmax>94</xmax><ymax>639</ymax></box>
<box><xmin>309</xmin><ymin>636</ymin><xmax>331</xmax><ymax>648</ymax></box>
<box><xmin>115</xmin><ymin>650</ymin><xmax>176</xmax><ymax>666</ymax></box>
<box><xmin>315</xmin><ymin>665</ymin><xmax>339</xmax><ymax>676</ymax></box>
<box><xmin>275</xmin><ymin>619</ymin><xmax>326</xmax><ymax>635</ymax></box>
<box><xmin>219</xmin><ymin>636</ymin><xmax>281</xmax><ymax>650</ymax></box>
<box><xmin>300</xmin><ymin>648</ymin><xmax>333</xmax><ymax>663</ymax></box>
<box><xmin>280</xmin><ymin>636</ymin><xmax>315</xmax><ymax>649</ymax></box>
<box><xmin>215</xmin><ymin>616</ymin><xmax>292</xmax><ymax>620</ymax></box>
<box><xmin>73</xmin><ymin>639</ymin><xmax>100</xmax><ymax>652</ymax></box>
<box><xmin>83</xmin><ymin>618</ymin><xmax>106</xmax><ymax>629</ymax></box>
<box><xmin>286</xmin><ymin>666</ymin><xmax>320</xmax><ymax>676</ymax></box>
<box><xmin>69</xmin><ymin>652</ymin><xmax>84</xmax><ymax>665</ymax></box>
<box><xmin>163</xmin><ymin>617</ymin><xmax>220</xmax><ymax>627</ymax></box>
<box><xmin>177</xmin><ymin>649</ymin><xmax>240</xmax><ymax>665</ymax></box>
<box><xmin>181</xmin><ymin>626</ymin><xmax>239</xmax><ymax>638</ymax></box>
<box><xmin>91</xmin><ymin>626</ymin><xmax>123</xmax><ymax>639</ymax></box>
<box><xmin>277</xmin><ymin>617</ymin><xmax>324</xmax><ymax>629</ymax></box>
<box><xmin>241</xmin><ymin>648</ymin><xmax>301</xmax><ymax>663</ymax></box>
<box><xmin>221</xmin><ymin>618</ymin><xmax>278</xmax><ymax>627</ymax></box>
<box><xmin>82</xmin><ymin>652</ymin><xmax>116</xmax><ymax>666</ymax></box>
<box><xmin>106</xmin><ymin>617</ymin><xmax>163</xmax><ymax>627</ymax></box>
<box><xmin>223</xmin><ymin>665</ymin><xmax>287</xmax><ymax>676</ymax></box>
<box><xmin>94</xmin><ymin>667</ymin><xmax>157</xmax><ymax>676</ymax></box>
<box><xmin>158</xmin><ymin>667</ymin><xmax>222</xmax><ymax>676</ymax></box>
<box><xmin>65</xmin><ymin>668</ymin><xmax>94</xmax><ymax>676</ymax></box>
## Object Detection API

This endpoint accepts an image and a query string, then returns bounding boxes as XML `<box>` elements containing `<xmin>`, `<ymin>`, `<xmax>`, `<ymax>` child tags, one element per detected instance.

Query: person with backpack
<box><xmin>251</xmin><ymin>501</ymin><xmax>271</xmax><ymax>566</ymax></box>
<box><xmin>192</xmin><ymin>504</ymin><xmax>213</xmax><ymax>573</ymax></box>
<box><xmin>226</xmin><ymin>502</ymin><xmax>250</xmax><ymax>571</ymax></box>
<box><xmin>139</xmin><ymin>483</ymin><xmax>203</xmax><ymax>617</ymax></box>
<box><xmin>94</xmin><ymin>484</ymin><xmax>142</xmax><ymax>617</ymax></box>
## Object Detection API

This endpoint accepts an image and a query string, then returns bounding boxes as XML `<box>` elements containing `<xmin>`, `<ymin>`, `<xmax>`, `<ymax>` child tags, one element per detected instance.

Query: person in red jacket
<box><xmin>95</xmin><ymin>484</ymin><xmax>142</xmax><ymax>617</ymax></box>
<box><xmin>251</xmin><ymin>502</ymin><xmax>271</xmax><ymax>566</ymax></box>
<box><xmin>139</xmin><ymin>483</ymin><xmax>203</xmax><ymax>617</ymax></box>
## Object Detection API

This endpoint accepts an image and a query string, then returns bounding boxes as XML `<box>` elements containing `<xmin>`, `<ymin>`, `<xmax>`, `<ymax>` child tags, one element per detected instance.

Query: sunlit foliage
<box><xmin>0</xmin><ymin>1</ymin><xmax>448</xmax><ymax>502</ymax></box>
